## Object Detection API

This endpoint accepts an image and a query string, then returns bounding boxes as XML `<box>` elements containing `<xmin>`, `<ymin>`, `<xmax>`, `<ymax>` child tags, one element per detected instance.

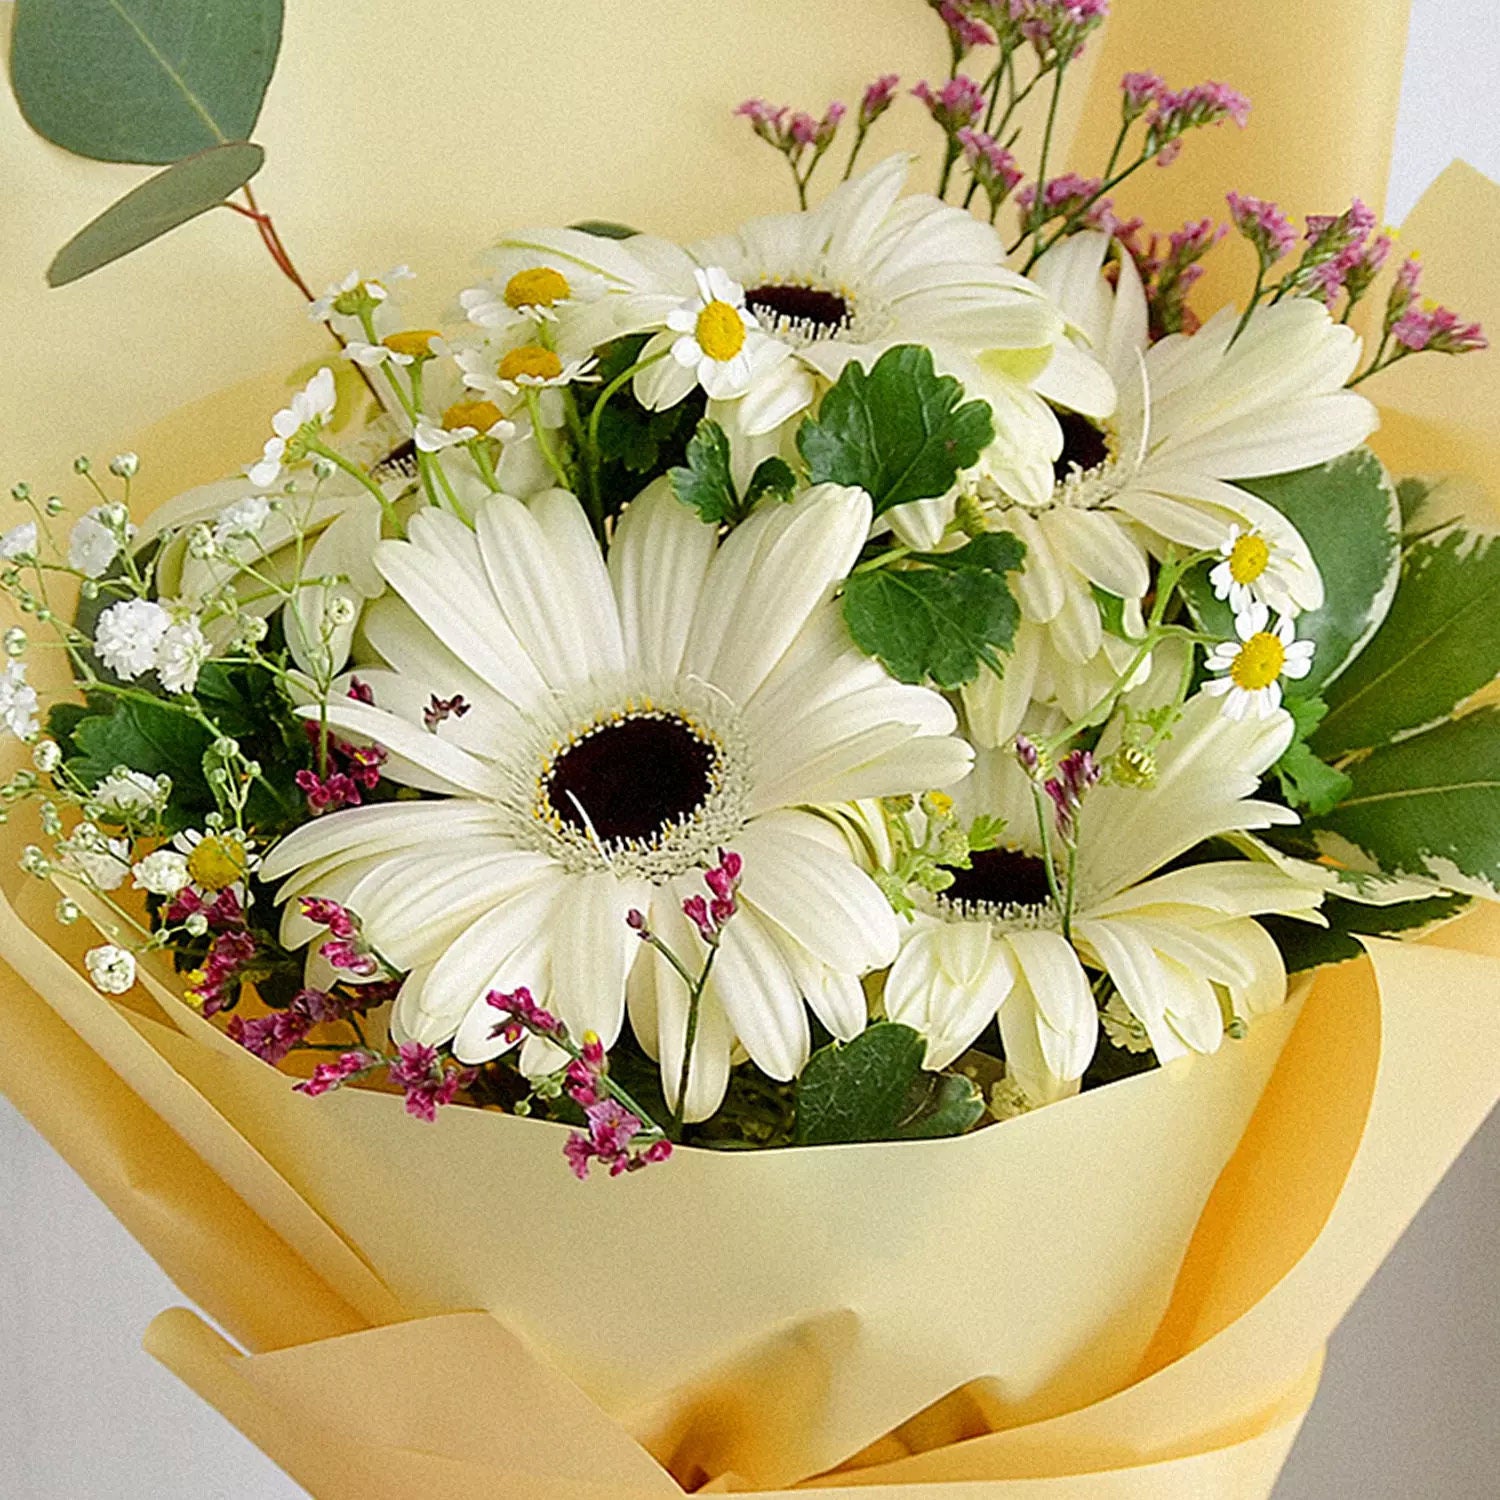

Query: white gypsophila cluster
<box><xmin>91</xmin><ymin>768</ymin><xmax>167</xmax><ymax>818</ymax></box>
<box><xmin>59</xmin><ymin>827</ymin><xmax>133</xmax><ymax>891</ymax></box>
<box><xmin>0</xmin><ymin>521</ymin><xmax>38</xmax><ymax>560</ymax></box>
<box><xmin>131</xmin><ymin>849</ymin><xmax>191</xmax><ymax>896</ymax></box>
<box><xmin>213</xmin><ymin>493</ymin><xmax>272</xmax><ymax>546</ymax></box>
<box><xmin>84</xmin><ymin>944</ymin><xmax>136</xmax><ymax>995</ymax></box>
<box><xmin>93</xmin><ymin>600</ymin><xmax>208</xmax><ymax>694</ymax></box>
<box><xmin>68</xmin><ymin>504</ymin><xmax>135</xmax><ymax>578</ymax></box>
<box><xmin>0</xmin><ymin>660</ymin><xmax>38</xmax><ymax>739</ymax></box>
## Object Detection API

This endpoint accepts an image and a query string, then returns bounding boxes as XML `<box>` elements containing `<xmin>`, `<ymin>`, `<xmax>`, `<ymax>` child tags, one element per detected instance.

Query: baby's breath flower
<box><xmin>85</xmin><ymin>944</ymin><xmax>136</xmax><ymax>995</ymax></box>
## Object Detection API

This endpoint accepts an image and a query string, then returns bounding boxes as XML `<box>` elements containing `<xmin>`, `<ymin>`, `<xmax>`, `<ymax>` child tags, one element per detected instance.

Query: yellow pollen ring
<box><xmin>1230</xmin><ymin>631</ymin><xmax>1286</xmax><ymax>691</ymax></box>
<box><xmin>185</xmin><ymin>835</ymin><xmax>248</xmax><ymax>892</ymax></box>
<box><xmin>505</xmin><ymin>267</ymin><xmax>571</xmax><ymax>309</ymax></box>
<box><xmin>443</xmin><ymin>399</ymin><xmax>504</xmax><ymax>433</ymax></box>
<box><xmin>500</xmin><ymin>345</ymin><xmax>563</xmax><ymax>383</ymax></box>
<box><xmin>695</xmin><ymin>300</ymin><xmax>747</xmax><ymax>362</ymax></box>
<box><xmin>381</xmin><ymin>329</ymin><xmax>441</xmax><ymax>359</ymax></box>
<box><xmin>1229</xmin><ymin>533</ymin><xmax>1271</xmax><ymax>585</ymax></box>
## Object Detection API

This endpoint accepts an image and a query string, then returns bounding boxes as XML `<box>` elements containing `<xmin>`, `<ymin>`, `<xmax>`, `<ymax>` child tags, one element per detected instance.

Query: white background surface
<box><xmin>2</xmin><ymin>2</ymin><xmax>1498</xmax><ymax>1494</ymax></box>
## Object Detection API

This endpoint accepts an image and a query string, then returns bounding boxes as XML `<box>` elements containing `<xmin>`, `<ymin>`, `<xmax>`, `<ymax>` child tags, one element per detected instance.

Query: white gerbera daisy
<box><xmin>961</xmin><ymin>233</ymin><xmax>1373</xmax><ymax>745</ymax></box>
<box><xmin>1204</xmin><ymin>603</ymin><xmax>1315</xmax><ymax>719</ymax></box>
<box><xmin>882</xmin><ymin>692</ymin><xmax>1321</xmax><ymax>1103</ymax></box>
<box><xmin>259</xmin><ymin>482</ymin><xmax>972</xmax><ymax>1119</ymax></box>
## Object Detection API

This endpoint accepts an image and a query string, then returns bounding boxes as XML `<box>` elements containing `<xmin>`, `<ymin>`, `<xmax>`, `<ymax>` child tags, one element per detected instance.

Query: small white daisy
<box><xmin>0</xmin><ymin>521</ymin><xmax>38</xmax><ymax>560</ymax></box>
<box><xmin>1209</xmin><ymin>525</ymin><xmax>1300</xmax><ymax>616</ymax></box>
<box><xmin>461</xmin><ymin>265</ymin><xmax>588</xmax><ymax>330</ymax></box>
<box><xmin>248</xmin><ymin>368</ymin><xmax>337</xmax><ymax>489</ymax></box>
<box><xmin>94</xmin><ymin>599</ymin><xmax>170</xmax><ymax>680</ymax></box>
<box><xmin>414</xmin><ymin>399</ymin><xmax>517</xmax><ymax>454</ymax></box>
<box><xmin>307</xmin><ymin>266</ymin><xmax>412</xmax><ymax>322</ymax></box>
<box><xmin>665</xmin><ymin>267</ymin><xmax>776</xmax><ymax>401</ymax></box>
<box><xmin>173</xmin><ymin>827</ymin><xmax>260</xmax><ymax>901</ymax></box>
<box><xmin>85</xmin><ymin>943</ymin><xmax>136</xmax><ymax>995</ymax></box>
<box><xmin>1204</xmin><ymin>603</ymin><xmax>1315</xmax><ymax>720</ymax></box>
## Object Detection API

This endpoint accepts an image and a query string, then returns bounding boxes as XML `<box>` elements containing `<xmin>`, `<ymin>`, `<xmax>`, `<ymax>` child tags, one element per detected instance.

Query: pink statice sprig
<box><xmin>486</xmin><ymin>987</ymin><xmax>673</xmax><ymax>1180</ymax></box>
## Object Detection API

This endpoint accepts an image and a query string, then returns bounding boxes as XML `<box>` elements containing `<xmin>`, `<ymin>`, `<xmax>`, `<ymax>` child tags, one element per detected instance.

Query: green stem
<box><xmin>306</xmin><ymin>440</ymin><xmax>403</xmax><ymax>537</ymax></box>
<box><xmin>1028</xmin><ymin>64</ymin><xmax>1068</xmax><ymax>258</ymax></box>
<box><xmin>672</xmin><ymin>946</ymin><xmax>718</xmax><ymax>1138</ymax></box>
<box><xmin>525</xmin><ymin>390</ymin><xmax>573</xmax><ymax>491</ymax></box>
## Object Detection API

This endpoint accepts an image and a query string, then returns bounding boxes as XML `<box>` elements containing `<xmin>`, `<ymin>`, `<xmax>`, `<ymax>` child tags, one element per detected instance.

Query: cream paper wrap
<box><xmin>1</xmin><ymin>0</ymin><xmax>1498</xmax><ymax>1493</ymax></box>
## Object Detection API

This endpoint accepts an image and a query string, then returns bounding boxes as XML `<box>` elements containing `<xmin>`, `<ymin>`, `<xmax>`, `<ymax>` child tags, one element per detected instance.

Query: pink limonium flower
<box><xmin>1016</xmin><ymin>0</ymin><xmax>1109</xmax><ymax>62</ymax></box>
<box><xmin>229</xmin><ymin>986</ymin><xmax>379</xmax><ymax>1067</ymax></box>
<box><xmin>911</xmin><ymin>74</ymin><xmax>987</xmax><ymax>133</ymax></box>
<box><xmin>683</xmin><ymin>848</ymin><xmax>743</xmax><ymax>944</ymax></box>
<box><xmin>386</xmin><ymin>1041</ymin><xmax>475</xmax><ymax>1123</ymax></box>
<box><xmin>186</xmin><ymin>929</ymin><xmax>258</xmax><ymax>1016</ymax></box>
<box><xmin>485</xmin><ymin>984</ymin><xmax>565</xmax><ymax>1048</ymax></box>
<box><xmin>423</xmin><ymin>692</ymin><xmax>470</xmax><ymax>731</ymax></box>
<box><xmin>933</xmin><ymin>0</ymin><xmax>997</xmax><ymax>57</ymax></box>
<box><xmin>295</xmin><ymin>1050</ymin><xmax>379</xmax><ymax>1098</ymax></box>
<box><xmin>1226</xmin><ymin>192</ymin><xmax>1297</xmax><ymax>271</ymax></box>
<box><xmin>299</xmin><ymin>895</ymin><xmax>383</xmax><ymax>978</ymax></box>
<box><xmin>858</xmin><ymin>73</ymin><xmax>901</xmax><ymax>130</ymax></box>
<box><xmin>1120</xmin><ymin>70</ymin><xmax>1164</xmax><ymax>121</ymax></box>
<box><xmin>565</xmin><ymin>1099</ymin><xmax>673</xmax><ymax>1180</ymax></box>
<box><xmin>1044</xmin><ymin>749</ymin><xmax>1101</xmax><ymax>844</ymax></box>
<box><xmin>957</xmin><ymin>127</ymin><xmax>1024</xmax><ymax>216</ymax></box>
<box><xmin>735</xmin><ymin>97</ymin><xmax>789</xmax><ymax>146</ymax></box>
<box><xmin>1147</xmin><ymin>81</ymin><xmax>1250</xmax><ymax>165</ymax></box>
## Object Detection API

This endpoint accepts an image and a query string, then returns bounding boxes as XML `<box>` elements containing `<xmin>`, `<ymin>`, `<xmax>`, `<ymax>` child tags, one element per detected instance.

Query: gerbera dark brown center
<box><xmin>546</xmin><ymin>714</ymin><xmax>716</xmax><ymax>844</ymax></box>
<box><xmin>1053</xmin><ymin>409</ymin><xmax>1110</xmax><ymax>481</ymax></box>
<box><xmin>942</xmin><ymin>847</ymin><xmax>1054</xmax><ymax>909</ymax></box>
<box><xmin>745</xmin><ymin>282</ymin><xmax>852</xmax><ymax>335</ymax></box>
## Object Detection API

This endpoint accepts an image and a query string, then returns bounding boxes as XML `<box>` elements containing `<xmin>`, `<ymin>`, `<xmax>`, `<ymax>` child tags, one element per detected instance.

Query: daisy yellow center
<box><xmin>695</xmin><ymin>300</ymin><xmax>747</xmax><ymax>362</ymax></box>
<box><xmin>505</xmin><ymin>267</ymin><xmax>571</xmax><ymax>309</ymax></box>
<box><xmin>185</xmin><ymin>835</ymin><xmax>248</xmax><ymax>892</ymax></box>
<box><xmin>1228</xmin><ymin>533</ymin><xmax>1271</xmax><ymax>585</ymax></box>
<box><xmin>443</xmin><ymin>399</ymin><xmax>504</xmax><ymax>432</ymax></box>
<box><xmin>381</xmin><ymin>329</ymin><xmax>440</xmax><ymax>359</ymax></box>
<box><xmin>499</xmin><ymin>346</ymin><xmax>562</xmax><ymax>383</ymax></box>
<box><xmin>1230</xmin><ymin>632</ymin><xmax>1286</xmax><ymax>692</ymax></box>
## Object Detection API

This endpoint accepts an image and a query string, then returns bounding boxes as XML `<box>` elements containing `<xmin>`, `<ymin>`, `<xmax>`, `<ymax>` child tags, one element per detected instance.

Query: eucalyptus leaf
<box><xmin>1239</xmin><ymin>448</ymin><xmax>1401</xmax><ymax>698</ymax></box>
<box><xmin>11</xmin><ymin>0</ymin><xmax>283</xmax><ymax>164</ymax></box>
<box><xmin>48</xmin><ymin>142</ymin><xmax>265</xmax><ymax>287</ymax></box>
<box><xmin>797</xmin><ymin>345</ymin><xmax>994</xmax><ymax>515</ymax></box>
<box><xmin>1314</xmin><ymin>525</ymin><xmax>1500</xmax><ymax>756</ymax></box>
<box><xmin>794</xmin><ymin>1022</ymin><xmax>983</xmax><ymax>1144</ymax></box>
<box><xmin>1312</xmin><ymin>708</ymin><xmax>1500</xmax><ymax>897</ymax></box>
<box><xmin>570</xmin><ymin>219</ymin><xmax>642</xmax><ymax>240</ymax></box>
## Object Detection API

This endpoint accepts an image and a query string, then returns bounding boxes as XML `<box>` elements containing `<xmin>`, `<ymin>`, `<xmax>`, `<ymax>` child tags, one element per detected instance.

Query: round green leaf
<box><xmin>48</xmin><ymin>142</ymin><xmax>265</xmax><ymax>286</ymax></box>
<box><xmin>11</xmin><ymin>0</ymin><xmax>283</xmax><ymax>164</ymax></box>
<box><xmin>1239</xmin><ymin>447</ymin><xmax>1401</xmax><ymax>698</ymax></box>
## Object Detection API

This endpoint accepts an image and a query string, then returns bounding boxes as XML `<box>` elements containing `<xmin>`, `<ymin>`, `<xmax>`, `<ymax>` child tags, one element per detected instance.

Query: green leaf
<box><xmin>1272</xmin><ymin>697</ymin><xmax>1352</xmax><ymax>817</ymax></box>
<box><xmin>1262</xmin><ymin>890</ymin><xmax>1472</xmax><ymax>973</ymax></box>
<box><xmin>797</xmin><ymin>345</ymin><xmax>994</xmax><ymax>515</ymax></box>
<box><xmin>569</xmin><ymin>219</ymin><xmax>642</xmax><ymax>240</ymax></box>
<box><xmin>669</xmin><ymin>420</ymin><xmax>738</xmax><ymax>524</ymax></box>
<box><xmin>842</xmin><ymin>532</ymin><xmax>1026</xmax><ymax>690</ymax></box>
<box><xmin>11</xmin><ymin>0</ymin><xmax>283</xmax><ymax>164</ymax></box>
<box><xmin>64</xmin><ymin>696</ymin><xmax>215</xmax><ymax>832</ymax></box>
<box><xmin>793</xmin><ymin>1022</ymin><xmax>983</xmax><ymax>1144</ymax></box>
<box><xmin>1312</xmin><ymin>708</ymin><xmax>1500</xmax><ymax>896</ymax></box>
<box><xmin>47</xmin><ymin>141</ymin><xmax>265</xmax><ymax>287</ymax></box>
<box><xmin>1238</xmin><ymin>448</ymin><xmax>1401</xmax><ymax>698</ymax></box>
<box><xmin>744</xmin><ymin>456</ymin><xmax>797</xmax><ymax>507</ymax></box>
<box><xmin>1314</xmin><ymin>525</ymin><xmax>1500</xmax><ymax>757</ymax></box>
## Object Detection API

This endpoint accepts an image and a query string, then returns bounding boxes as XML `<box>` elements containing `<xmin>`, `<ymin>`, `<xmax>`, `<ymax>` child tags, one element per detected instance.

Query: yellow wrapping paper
<box><xmin>3</xmin><ymin>0</ymin><xmax>1499</xmax><ymax>1494</ymax></box>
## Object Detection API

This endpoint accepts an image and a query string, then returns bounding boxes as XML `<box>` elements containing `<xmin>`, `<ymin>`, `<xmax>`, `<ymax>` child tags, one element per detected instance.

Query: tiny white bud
<box><xmin>184</xmin><ymin>912</ymin><xmax>209</xmax><ymax>937</ymax></box>
<box><xmin>84</xmin><ymin>944</ymin><xmax>136</xmax><ymax>995</ymax></box>
<box><xmin>108</xmin><ymin>452</ymin><xmax>140</xmax><ymax>479</ymax></box>
<box><xmin>55</xmin><ymin>898</ymin><xmax>80</xmax><ymax>925</ymax></box>
<box><xmin>327</xmin><ymin>596</ymin><xmax>357</xmax><ymax>627</ymax></box>
<box><xmin>31</xmin><ymin>738</ymin><xmax>59</xmax><ymax>773</ymax></box>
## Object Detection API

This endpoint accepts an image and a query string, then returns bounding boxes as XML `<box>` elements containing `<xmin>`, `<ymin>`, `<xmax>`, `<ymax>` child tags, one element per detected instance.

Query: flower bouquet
<box><xmin>2</xmin><ymin>0</ymin><xmax>1498</xmax><ymax>1494</ymax></box>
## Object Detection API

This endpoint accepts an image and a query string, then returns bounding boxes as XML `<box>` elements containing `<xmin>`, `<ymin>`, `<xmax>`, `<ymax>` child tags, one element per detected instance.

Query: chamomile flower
<box><xmin>460</xmin><ymin>265</ymin><xmax>594</xmax><ymax>331</ymax></box>
<box><xmin>248</xmin><ymin>368</ymin><xmax>338</xmax><ymax>489</ymax></box>
<box><xmin>1204</xmin><ymin>603</ymin><xmax>1315</xmax><ymax>720</ymax></box>
<box><xmin>663</xmin><ymin>267</ymin><xmax>781</xmax><ymax>402</ymax></box>
<box><xmin>307</xmin><ymin>266</ymin><xmax>413</xmax><ymax>322</ymax></box>
<box><xmin>1210</xmin><ymin>525</ymin><xmax>1300</xmax><ymax>615</ymax></box>
<box><xmin>346</xmin><ymin>330</ymin><xmax>443</xmax><ymax>369</ymax></box>
<box><xmin>174</xmin><ymin>827</ymin><xmax>260</xmax><ymax>899</ymax></box>
<box><xmin>414</xmin><ymin>400</ymin><xmax>517</xmax><ymax>453</ymax></box>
